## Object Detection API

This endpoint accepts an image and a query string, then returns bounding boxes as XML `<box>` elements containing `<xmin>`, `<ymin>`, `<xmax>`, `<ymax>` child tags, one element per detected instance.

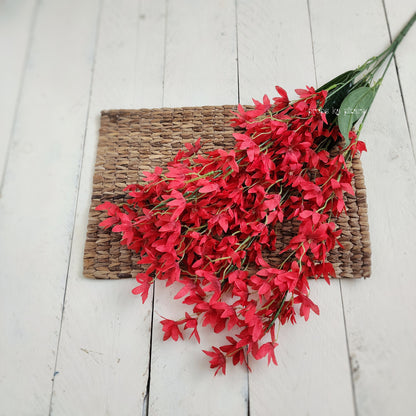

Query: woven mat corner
<box><xmin>83</xmin><ymin>106</ymin><xmax>371</xmax><ymax>280</ymax></box>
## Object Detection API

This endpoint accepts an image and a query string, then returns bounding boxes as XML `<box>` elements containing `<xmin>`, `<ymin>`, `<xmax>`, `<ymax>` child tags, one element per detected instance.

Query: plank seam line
<box><xmin>142</xmin><ymin>286</ymin><xmax>156</xmax><ymax>416</ymax></box>
<box><xmin>339</xmin><ymin>281</ymin><xmax>358</xmax><ymax>416</ymax></box>
<box><xmin>306</xmin><ymin>0</ymin><xmax>318</xmax><ymax>88</ymax></box>
<box><xmin>308</xmin><ymin>4</ymin><xmax>357</xmax><ymax>409</ymax></box>
<box><xmin>381</xmin><ymin>0</ymin><xmax>416</xmax><ymax>165</ymax></box>
<box><xmin>246</xmin><ymin>363</ymin><xmax>251</xmax><ymax>416</ymax></box>
<box><xmin>234</xmin><ymin>0</ymin><xmax>241</xmax><ymax>104</ymax></box>
<box><xmin>47</xmin><ymin>1</ymin><xmax>104</xmax><ymax>413</ymax></box>
<box><xmin>161</xmin><ymin>0</ymin><xmax>169</xmax><ymax>107</ymax></box>
<box><xmin>142</xmin><ymin>1</ymin><xmax>169</xmax><ymax>413</ymax></box>
<box><xmin>236</xmin><ymin>4</ymin><xmax>249</xmax><ymax>412</ymax></box>
<box><xmin>0</xmin><ymin>0</ymin><xmax>40</xmax><ymax>197</ymax></box>
<box><xmin>235</xmin><ymin>3</ymin><xmax>248</xmax><ymax>411</ymax></box>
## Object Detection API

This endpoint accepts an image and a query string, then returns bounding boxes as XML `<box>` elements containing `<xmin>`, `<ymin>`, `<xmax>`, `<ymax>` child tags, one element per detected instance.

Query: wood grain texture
<box><xmin>249</xmin><ymin>281</ymin><xmax>354</xmax><ymax>416</ymax></box>
<box><xmin>162</xmin><ymin>0</ymin><xmax>238</xmax><ymax>107</ymax></box>
<box><xmin>310</xmin><ymin>1</ymin><xmax>416</xmax><ymax>415</ymax></box>
<box><xmin>49</xmin><ymin>0</ymin><xmax>166</xmax><ymax>414</ymax></box>
<box><xmin>384</xmin><ymin>0</ymin><xmax>416</xmax><ymax>152</ymax></box>
<box><xmin>237</xmin><ymin>0</ymin><xmax>316</xmax><ymax>101</ymax></box>
<box><xmin>1</xmin><ymin>1</ymin><xmax>415</xmax><ymax>415</ymax></box>
<box><xmin>0</xmin><ymin>0</ymin><xmax>101</xmax><ymax>414</ymax></box>
<box><xmin>147</xmin><ymin>1</ymin><xmax>248</xmax><ymax>415</ymax></box>
<box><xmin>238</xmin><ymin>2</ymin><xmax>355</xmax><ymax>415</ymax></box>
<box><xmin>0</xmin><ymin>0</ymin><xmax>37</xmax><ymax>187</ymax></box>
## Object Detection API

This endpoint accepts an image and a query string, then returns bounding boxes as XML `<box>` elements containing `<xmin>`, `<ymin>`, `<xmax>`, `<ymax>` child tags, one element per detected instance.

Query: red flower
<box><xmin>160</xmin><ymin>318</ymin><xmax>184</xmax><ymax>341</ymax></box>
<box><xmin>253</xmin><ymin>341</ymin><xmax>278</xmax><ymax>366</ymax></box>
<box><xmin>132</xmin><ymin>272</ymin><xmax>153</xmax><ymax>303</ymax></box>
<box><xmin>203</xmin><ymin>347</ymin><xmax>227</xmax><ymax>375</ymax></box>
<box><xmin>97</xmin><ymin>83</ymin><xmax>366</xmax><ymax>374</ymax></box>
<box><xmin>294</xmin><ymin>294</ymin><xmax>320</xmax><ymax>321</ymax></box>
<box><xmin>183</xmin><ymin>313</ymin><xmax>200</xmax><ymax>343</ymax></box>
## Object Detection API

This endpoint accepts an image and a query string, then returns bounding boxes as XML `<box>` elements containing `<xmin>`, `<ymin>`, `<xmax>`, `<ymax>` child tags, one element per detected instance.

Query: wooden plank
<box><xmin>147</xmin><ymin>1</ymin><xmax>249</xmax><ymax>415</ymax></box>
<box><xmin>384</xmin><ymin>0</ymin><xmax>416</xmax><ymax>150</ymax></box>
<box><xmin>49</xmin><ymin>0</ymin><xmax>166</xmax><ymax>414</ymax></box>
<box><xmin>0</xmin><ymin>0</ymin><xmax>37</xmax><ymax>187</ymax></box>
<box><xmin>0</xmin><ymin>0</ymin><xmax>101</xmax><ymax>414</ymax></box>
<box><xmin>240</xmin><ymin>1</ymin><xmax>355</xmax><ymax>415</ymax></box>
<box><xmin>249</xmin><ymin>281</ymin><xmax>354</xmax><ymax>415</ymax></box>
<box><xmin>162</xmin><ymin>0</ymin><xmax>238</xmax><ymax>108</ymax></box>
<box><xmin>237</xmin><ymin>0</ymin><xmax>316</xmax><ymax>101</ymax></box>
<box><xmin>310</xmin><ymin>1</ymin><xmax>416</xmax><ymax>415</ymax></box>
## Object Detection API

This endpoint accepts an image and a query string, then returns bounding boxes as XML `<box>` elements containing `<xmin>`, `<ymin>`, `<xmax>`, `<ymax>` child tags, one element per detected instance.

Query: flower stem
<box><xmin>266</xmin><ymin>290</ymin><xmax>288</xmax><ymax>331</ymax></box>
<box><xmin>318</xmin><ymin>12</ymin><xmax>416</xmax><ymax>129</ymax></box>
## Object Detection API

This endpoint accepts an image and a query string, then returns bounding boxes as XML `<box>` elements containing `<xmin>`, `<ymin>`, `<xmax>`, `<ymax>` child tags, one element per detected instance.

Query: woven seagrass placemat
<box><xmin>83</xmin><ymin>106</ymin><xmax>371</xmax><ymax>279</ymax></box>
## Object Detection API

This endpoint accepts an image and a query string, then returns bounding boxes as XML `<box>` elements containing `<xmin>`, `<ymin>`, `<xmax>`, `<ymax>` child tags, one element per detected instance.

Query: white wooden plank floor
<box><xmin>1</xmin><ymin>1</ymin><xmax>415</xmax><ymax>415</ymax></box>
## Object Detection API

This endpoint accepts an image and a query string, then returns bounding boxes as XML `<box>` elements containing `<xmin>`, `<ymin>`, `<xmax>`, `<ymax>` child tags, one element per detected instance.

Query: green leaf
<box><xmin>338</xmin><ymin>86</ymin><xmax>375</xmax><ymax>145</ymax></box>
<box><xmin>318</xmin><ymin>70</ymin><xmax>362</xmax><ymax>126</ymax></box>
<box><xmin>316</xmin><ymin>69</ymin><xmax>358</xmax><ymax>93</ymax></box>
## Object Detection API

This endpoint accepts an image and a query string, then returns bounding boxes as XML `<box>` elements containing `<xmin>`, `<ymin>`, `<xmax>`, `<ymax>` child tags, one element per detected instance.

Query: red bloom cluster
<box><xmin>97</xmin><ymin>85</ymin><xmax>366</xmax><ymax>375</ymax></box>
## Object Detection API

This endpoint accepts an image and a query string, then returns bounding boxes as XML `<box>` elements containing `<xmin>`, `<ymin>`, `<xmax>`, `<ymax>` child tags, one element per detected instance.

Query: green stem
<box><xmin>266</xmin><ymin>290</ymin><xmax>288</xmax><ymax>331</ymax></box>
<box><xmin>353</xmin><ymin>13</ymin><xmax>415</xmax><ymax>138</ymax></box>
<box><xmin>318</xmin><ymin>12</ymin><xmax>415</xmax><ymax>129</ymax></box>
<box><xmin>388</xmin><ymin>12</ymin><xmax>416</xmax><ymax>53</ymax></box>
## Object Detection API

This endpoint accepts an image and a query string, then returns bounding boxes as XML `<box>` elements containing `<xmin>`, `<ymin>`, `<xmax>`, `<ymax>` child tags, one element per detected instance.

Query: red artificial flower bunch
<box><xmin>97</xmin><ymin>85</ymin><xmax>366</xmax><ymax>375</ymax></box>
<box><xmin>95</xmin><ymin>13</ymin><xmax>415</xmax><ymax>374</ymax></box>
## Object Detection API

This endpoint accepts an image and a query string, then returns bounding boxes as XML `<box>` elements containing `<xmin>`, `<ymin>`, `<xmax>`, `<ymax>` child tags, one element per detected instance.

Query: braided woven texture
<box><xmin>83</xmin><ymin>106</ymin><xmax>371</xmax><ymax>279</ymax></box>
